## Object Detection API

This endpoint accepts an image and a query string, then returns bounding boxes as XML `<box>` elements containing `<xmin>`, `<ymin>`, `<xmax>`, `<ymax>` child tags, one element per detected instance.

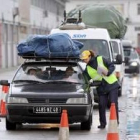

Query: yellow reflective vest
<box><xmin>87</xmin><ymin>56</ymin><xmax>117</xmax><ymax>84</ymax></box>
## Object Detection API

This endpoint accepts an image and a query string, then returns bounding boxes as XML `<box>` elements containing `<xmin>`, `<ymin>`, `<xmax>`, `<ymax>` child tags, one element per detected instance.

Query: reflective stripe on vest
<box><xmin>87</xmin><ymin>56</ymin><xmax>117</xmax><ymax>84</ymax></box>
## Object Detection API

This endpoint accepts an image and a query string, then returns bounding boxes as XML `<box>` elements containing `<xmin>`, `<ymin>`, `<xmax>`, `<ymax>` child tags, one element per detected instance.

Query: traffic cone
<box><xmin>0</xmin><ymin>86</ymin><xmax>4</xmax><ymax>113</ymax></box>
<box><xmin>106</xmin><ymin>103</ymin><xmax>119</xmax><ymax>140</ymax></box>
<box><xmin>58</xmin><ymin>110</ymin><xmax>69</xmax><ymax>140</ymax></box>
<box><xmin>0</xmin><ymin>86</ymin><xmax>9</xmax><ymax>117</ymax></box>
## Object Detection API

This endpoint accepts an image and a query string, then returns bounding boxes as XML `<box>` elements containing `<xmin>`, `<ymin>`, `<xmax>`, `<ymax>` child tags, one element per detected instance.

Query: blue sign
<box><xmin>72</xmin><ymin>34</ymin><xmax>86</xmax><ymax>39</ymax></box>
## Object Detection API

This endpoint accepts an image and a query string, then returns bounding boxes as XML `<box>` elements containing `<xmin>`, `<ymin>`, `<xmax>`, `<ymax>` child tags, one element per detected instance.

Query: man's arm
<box><xmin>83</xmin><ymin>68</ymin><xmax>91</xmax><ymax>81</ymax></box>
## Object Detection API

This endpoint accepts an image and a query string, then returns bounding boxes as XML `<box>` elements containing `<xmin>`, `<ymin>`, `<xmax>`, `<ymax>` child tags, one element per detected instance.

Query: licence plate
<box><xmin>33</xmin><ymin>106</ymin><xmax>61</xmax><ymax>113</ymax></box>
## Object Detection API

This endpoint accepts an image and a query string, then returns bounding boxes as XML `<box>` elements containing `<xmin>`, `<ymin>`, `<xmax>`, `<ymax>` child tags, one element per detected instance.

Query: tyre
<box><xmin>81</xmin><ymin>114</ymin><xmax>92</xmax><ymax>130</ymax></box>
<box><xmin>6</xmin><ymin>117</ymin><xmax>16</xmax><ymax>130</ymax></box>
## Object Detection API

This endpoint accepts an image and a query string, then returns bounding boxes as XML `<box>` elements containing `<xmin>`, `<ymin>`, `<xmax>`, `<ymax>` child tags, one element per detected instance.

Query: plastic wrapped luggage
<box><xmin>17</xmin><ymin>33</ymin><xmax>83</xmax><ymax>58</ymax></box>
<box><xmin>68</xmin><ymin>4</ymin><xmax>127</xmax><ymax>39</ymax></box>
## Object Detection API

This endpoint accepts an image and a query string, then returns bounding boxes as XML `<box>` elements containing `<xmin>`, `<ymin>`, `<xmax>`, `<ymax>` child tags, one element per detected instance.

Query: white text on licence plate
<box><xmin>33</xmin><ymin>106</ymin><xmax>61</xmax><ymax>113</ymax></box>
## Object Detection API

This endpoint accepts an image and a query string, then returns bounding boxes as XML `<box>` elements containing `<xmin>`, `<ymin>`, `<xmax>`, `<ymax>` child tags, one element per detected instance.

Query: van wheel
<box><xmin>81</xmin><ymin>114</ymin><xmax>92</xmax><ymax>130</ymax></box>
<box><xmin>6</xmin><ymin>117</ymin><xmax>16</xmax><ymax>130</ymax></box>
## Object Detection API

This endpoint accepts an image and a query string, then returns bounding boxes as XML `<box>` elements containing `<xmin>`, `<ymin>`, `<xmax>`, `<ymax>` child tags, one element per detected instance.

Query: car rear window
<box><xmin>13</xmin><ymin>62</ymin><xmax>85</xmax><ymax>84</ymax></box>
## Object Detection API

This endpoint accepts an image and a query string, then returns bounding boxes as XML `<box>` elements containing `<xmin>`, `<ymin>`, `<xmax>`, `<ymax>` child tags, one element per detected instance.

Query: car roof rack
<box><xmin>22</xmin><ymin>54</ymin><xmax>80</xmax><ymax>63</ymax></box>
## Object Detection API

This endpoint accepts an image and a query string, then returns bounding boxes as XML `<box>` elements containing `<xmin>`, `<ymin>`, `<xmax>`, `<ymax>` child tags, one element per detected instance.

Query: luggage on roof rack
<box><xmin>17</xmin><ymin>33</ymin><xmax>83</xmax><ymax>59</ymax></box>
<box><xmin>68</xmin><ymin>4</ymin><xmax>127</xmax><ymax>39</ymax></box>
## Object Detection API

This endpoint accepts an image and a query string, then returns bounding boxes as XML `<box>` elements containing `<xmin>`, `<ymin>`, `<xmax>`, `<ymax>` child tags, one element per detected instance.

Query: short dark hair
<box><xmin>89</xmin><ymin>50</ymin><xmax>95</xmax><ymax>57</ymax></box>
<box><xmin>27</xmin><ymin>68</ymin><xmax>37</xmax><ymax>74</ymax></box>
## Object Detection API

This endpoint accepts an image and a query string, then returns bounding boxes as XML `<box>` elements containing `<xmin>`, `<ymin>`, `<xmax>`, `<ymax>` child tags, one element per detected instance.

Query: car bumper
<box><xmin>125</xmin><ymin>65</ymin><xmax>139</xmax><ymax>73</ymax></box>
<box><xmin>6</xmin><ymin>104</ymin><xmax>92</xmax><ymax>124</ymax></box>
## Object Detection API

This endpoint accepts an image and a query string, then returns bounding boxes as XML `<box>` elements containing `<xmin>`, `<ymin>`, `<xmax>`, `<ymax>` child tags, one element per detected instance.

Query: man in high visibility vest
<box><xmin>80</xmin><ymin>50</ymin><xmax>120</xmax><ymax>129</ymax></box>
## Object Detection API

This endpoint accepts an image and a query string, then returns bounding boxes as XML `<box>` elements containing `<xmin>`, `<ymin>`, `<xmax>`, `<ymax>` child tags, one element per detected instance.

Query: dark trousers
<box><xmin>98</xmin><ymin>88</ymin><xmax>119</xmax><ymax>126</ymax></box>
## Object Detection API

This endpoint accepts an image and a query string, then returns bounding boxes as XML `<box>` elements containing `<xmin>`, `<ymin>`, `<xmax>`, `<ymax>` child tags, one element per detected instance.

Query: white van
<box><xmin>50</xmin><ymin>18</ymin><xmax>122</xmax><ymax>102</ymax></box>
<box><xmin>51</xmin><ymin>25</ymin><xmax>113</xmax><ymax>63</ymax></box>
<box><xmin>110</xmin><ymin>39</ymin><xmax>125</xmax><ymax>96</ymax></box>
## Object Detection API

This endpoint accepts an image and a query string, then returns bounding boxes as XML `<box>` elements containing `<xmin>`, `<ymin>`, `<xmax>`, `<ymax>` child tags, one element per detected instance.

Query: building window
<box><xmin>138</xmin><ymin>4</ymin><xmax>140</xmax><ymax>15</ymax></box>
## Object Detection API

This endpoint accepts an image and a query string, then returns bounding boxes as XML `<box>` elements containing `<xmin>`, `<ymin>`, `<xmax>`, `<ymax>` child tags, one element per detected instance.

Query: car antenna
<box><xmin>64</xmin><ymin>10</ymin><xmax>67</xmax><ymax>23</ymax></box>
<box><xmin>78</xmin><ymin>10</ymin><xmax>82</xmax><ymax>23</ymax></box>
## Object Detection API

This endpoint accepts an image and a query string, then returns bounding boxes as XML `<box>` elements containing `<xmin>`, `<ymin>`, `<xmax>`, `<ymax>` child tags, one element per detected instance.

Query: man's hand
<box><xmin>102</xmin><ymin>70</ymin><xmax>108</xmax><ymax>76</ymax></box>
<box><xmin>97</xmin><ymin>65</ymin><xmax>108</xmax><ymax>76</ymax></box>
<box><xmin>89</xmin><ymin>79</ymin><xmax>94</xmax><ymax>83</ymax></box>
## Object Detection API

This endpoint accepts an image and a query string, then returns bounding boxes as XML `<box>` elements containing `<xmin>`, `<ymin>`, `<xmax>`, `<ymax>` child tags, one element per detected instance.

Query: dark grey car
<box><xmin>1</xmin><ymin>59</ymin><xmax>94</xmax><ymax>130</ymax></box>
<box><xmin>124</xmin><ymin>48</ymin><xmax>140</xmax><ymax>74</ymax></box>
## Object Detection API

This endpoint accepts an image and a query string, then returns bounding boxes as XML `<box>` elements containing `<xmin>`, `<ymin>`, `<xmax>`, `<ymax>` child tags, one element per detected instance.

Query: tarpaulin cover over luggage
<box><xmin>68</xmin><ymin>4</ymin><xmax>127</xmax><ymax>39</ymax></box>
<box><xmin>17</xmin><ymin>33</ymin><xmax>83</xmax><ymax>58</ymax></box>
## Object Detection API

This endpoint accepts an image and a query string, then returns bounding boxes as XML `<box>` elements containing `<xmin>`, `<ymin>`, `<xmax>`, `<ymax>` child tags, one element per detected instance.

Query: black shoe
<box><xmin>98</xmin><ymin>125</ymin><xmax>106</xmax><ymax>129</ymax></box>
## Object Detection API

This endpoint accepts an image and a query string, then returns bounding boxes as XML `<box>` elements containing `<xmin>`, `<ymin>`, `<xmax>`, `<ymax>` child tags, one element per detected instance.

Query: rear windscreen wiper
<box><xmin>45</xmin><ymin>81</ymin><xmax>83</xmax><ymax>84</ymax></box>
<box><xmin>13</xmin><ymin>80</ymin><xmax>44</xmax><ymax>84</ymax></box>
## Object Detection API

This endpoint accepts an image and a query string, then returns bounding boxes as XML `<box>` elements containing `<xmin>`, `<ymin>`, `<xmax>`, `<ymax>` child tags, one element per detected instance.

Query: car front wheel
<box><xmin>6</xmin><ymin>117</ymin><xmax>17</xmax><ymax>130</ymax></box>
<box><xmin>81</xmin><ymin>114</ymin><xmax>92</xmax><ymax>130</ymax></box>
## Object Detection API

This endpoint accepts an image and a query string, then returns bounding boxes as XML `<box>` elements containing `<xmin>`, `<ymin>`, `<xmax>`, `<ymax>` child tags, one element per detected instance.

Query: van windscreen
<box><xmin>73</xmin><ymin>39</ymin><xmax>110</xmax><ymax>60</ymax></box>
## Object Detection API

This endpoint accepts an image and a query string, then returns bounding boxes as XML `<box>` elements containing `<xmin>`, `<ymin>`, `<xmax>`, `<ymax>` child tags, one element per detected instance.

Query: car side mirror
<box><xmin>114</xmin><ymin>54</ymin><xmax>122</xmax><ymax>64</ymax></box>
<box><xmin>0</xmin><ymin>80</ymin><xmax>10</xmax><ymax>86</ymax></box>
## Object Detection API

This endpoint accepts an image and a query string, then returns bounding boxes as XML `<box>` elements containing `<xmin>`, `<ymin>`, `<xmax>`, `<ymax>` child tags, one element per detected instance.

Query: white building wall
<box><xmin>0</xmin><ymin>0</ymin><xmax>18</xmax><ymax>21</ymax></box>
<box><xmin>30</xmin><ymin>7</ymin><xmax>62</xmax><ymax>30</ymax></box>
<box><xmin>0</xmin><ymin>0</ymin><xmax>66</xmax><ymax>69</ymax></box>
<box><xmin>66</xmin><ymin>0</ymin><xmax>140</xmax><ymax>47</ymax></box>
<box><xmin>30</xmin><ymin>7</ymin><xmax>46</xmax><ymax>27</ymax></box>
<box><xmin>128</xmin><ymin>1</ymin><xmax>140</xmax><ymax>22</ymax></box>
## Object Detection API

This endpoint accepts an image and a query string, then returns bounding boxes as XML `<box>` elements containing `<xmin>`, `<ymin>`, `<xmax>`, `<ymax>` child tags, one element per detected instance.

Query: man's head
<box><xmin>65</xmin><ymin>66</ymin><xmax>74</xmax><ymax>77</ymax></box>
<box><xmin>80</xmin><ymin>50</ymin><xmax>95</xmax><ymax>64</ymax></box>
<box><xmin>27</xmin><ymin>69</ymin><xmax>37</xmax><ymax>75</ymax></box>
<box><xmin>80</xmin><ymin>50</ymin><xmax>91</xmax><ymax>63</ymax></box>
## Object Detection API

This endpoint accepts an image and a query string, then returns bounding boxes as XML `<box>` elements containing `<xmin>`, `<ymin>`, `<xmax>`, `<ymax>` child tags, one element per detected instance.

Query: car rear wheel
<box><xmin>81</xmin><ymin>114</ymin><xmax>92</xmax><ymax>130</ymax></box>
<box><xmin>6</xmin><ymin>117</ymin><xmax>17</xmax><ymax>130</ymax></box>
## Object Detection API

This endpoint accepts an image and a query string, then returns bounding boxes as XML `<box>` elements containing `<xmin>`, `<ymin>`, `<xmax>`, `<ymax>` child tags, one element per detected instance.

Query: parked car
<box><xmin>125</xmin><ymin>49</ymin><xmax>140</xmax><ymax>74</ymax></box>
<box><xmin>0</xmin><ymin>58</ymin><xmax>94</xmax><ymax>131</ymax></box>
<box><xmin>122</xmin><ymin>39</ymin><xmax>134</xmax><ymax>66</ymax></box>
<box><xmin>122</xmin><ymin>40</ymin><xmax>140</xmax><ymax>74</ymax></box>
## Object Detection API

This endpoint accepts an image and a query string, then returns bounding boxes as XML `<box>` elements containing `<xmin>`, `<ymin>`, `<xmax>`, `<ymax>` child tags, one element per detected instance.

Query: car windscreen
<box><xmin>13</xmin><ymin>62</ymin><xmax>85</xmax><ymax>84</ymax></box>
<box><xmin>124</xmin><ymin>49</ymin><xmax>131</xmax><ymax>57</ymax></box>
<box><xmin>130</xmin><ymin>50</ymin><xmax>139</xmax><ymax>59</ymax></box>
<box><xmin>73</xmin><ymin>39</ymin><xmax>110</xmax><ymax>60</ymax></box>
